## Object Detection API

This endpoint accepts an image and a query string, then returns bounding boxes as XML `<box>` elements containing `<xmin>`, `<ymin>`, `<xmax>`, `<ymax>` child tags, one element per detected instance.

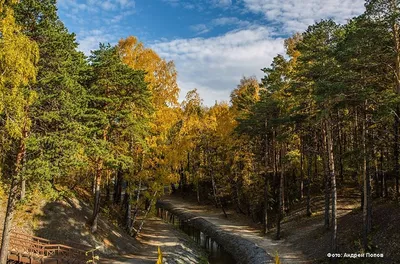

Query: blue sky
<box><xmin>57</xmin><ymin>0</ymin><xmax>365</xmax><ymax>105</ymax></box>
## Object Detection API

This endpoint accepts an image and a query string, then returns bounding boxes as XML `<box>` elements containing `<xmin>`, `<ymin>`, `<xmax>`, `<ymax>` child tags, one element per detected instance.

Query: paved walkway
<box><xmin>107</xmin><ymin>217</ymin><xmax>206</xmax><ymax>264</ymax></box>
<box><xmin>161</xmin><ymin>196</ymin><xmax>311</xmax><ymax>264</ymax></box>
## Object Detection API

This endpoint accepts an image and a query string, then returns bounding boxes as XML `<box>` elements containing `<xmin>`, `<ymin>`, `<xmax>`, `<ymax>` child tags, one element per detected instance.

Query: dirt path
<box><xmin>109</xmin><ymin>217</ymin><xmax>207</xmax><ymax>264</ymax></box>
<box><xmin>161</xmin><ymin>196</ymin><xmax>313</xmax><ymax>264</ymax></box>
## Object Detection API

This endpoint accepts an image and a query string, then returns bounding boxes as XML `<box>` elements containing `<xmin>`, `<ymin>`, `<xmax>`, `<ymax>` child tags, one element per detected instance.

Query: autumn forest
<box><xmin>1</xmin><ymin>0</ymin><xmax>400</xmax><ymax>263</ymax></box>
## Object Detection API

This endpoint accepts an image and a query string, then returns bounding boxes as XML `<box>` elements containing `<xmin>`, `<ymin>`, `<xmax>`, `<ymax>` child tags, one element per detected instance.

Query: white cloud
<box><xmin>190</xmin><ymin>24</ymin><xmax>210</xmax><ymax>35</ymax></box>
<box><xmin>58</xmin><ymin>0</ymin><xmax>90</xmax><ymax>13</ymax></box>
<box><xmin>211</xmin><ymin>17</ymin><xmax>250</xmax><ymax>27</ymax></box>
<box><xmin>58</xmin><ymin>0</ymin><xmax>135</xmax><ymax>13</ymax></box>
<box><xmin>182</xmin><ymin>3</ymin><xmax>196</xmax><ymax>9</ymax></box>
<box><xmin>110</xmin><ymin>10</ymin><xmax>135</xmax><ymax>24</ymax></box>
<box><xmin>57</xmin><ymin>0</ymin><xmax>136</xmax><ymax>54</ymax></box>
<box><xmin>152</xmin><ymin>0</ymin><xmax>366</xmax><ymax>105</ymax></box>
<box><xmin>63</xmin><ymin>0</ymin><xmax>366</xmax><ymax>106</ymax></box>
<box><xmin>99</xmin><ymin>0</ymin><xmax>134</xmax><ymax>10</ymax></box>
<box><xmin>78</xmin><ymin>29</ymin><xmax>117</xmax><ymax>55</ymax></box>
<box><xmin>101</xmin><ymin>1</ymin><xmax>117</xmax><ymax>11</ymax></box>
<box><xmin>152</xmin><ymin>27</ymin><xmax>285</xmax><ymax>105</ymax></box>
<box><xmin>162</xmin><ymin>0</ymin><xmax>180</xmax><ymax>7</ymax></box>
<box><xmin>210</xmin><ymin>0</ymin><xmax>232</xmax><ymax>7</ymax></box>
<box><xmin>190</xmin><ymin>17</ymin><xmax>251</xmax><ymax>36</ymax></box>
<box><xmin>116</xmin><ymin>0</ymin><xmax>135</xmax><ymax>8</ymax></box>
<box><xmin>242</xmin><ymin>0</ymin><xmax>365</xmax><ymax>32</ymax></box>
<box><xmin>162</xmin><ymin>0</ymin><xmax>232</xmax><ymax>11</ymax></box>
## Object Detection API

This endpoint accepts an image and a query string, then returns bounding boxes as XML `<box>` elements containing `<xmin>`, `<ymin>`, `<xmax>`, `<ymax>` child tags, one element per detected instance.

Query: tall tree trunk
<box><xmin>300</xmin><ymin>138</ymin><xmax>304</xmax><ymax>199</ymax></box>
<box><xmin>362</xmin><ymin>111</ymin><xmax>368</xmax><ymax>250</ymax></box>
<box><xmin>0</xmin><ymin>178</ymin><xmax>19</xmax><ymax>264</ymax></box>
<box><xmin>90</xmin><ymin>160</ymin><xmax>102</xmax><ymax>233</ymax></box>
<box><xmin>21</xmin><ymin>179</ymin><xmax>26</xmax><ymax>200</ymax></box>
<box><xmin>380</xmin><ymin>149</ymin><xmax>387</xmax><ymax>197</ymax></box>
<box><xmin>392</xmin><ymin>8</ymin><xmax>400</xmax><ymax>195</ymax></box>
<box><xmin>264</xmin><ymin>176</ymin><xmax>269</xmax><ymax>234</ymax></box>
<box><xmin>276</xmin><ymin>146</ymin><xmax>284</xmax><ymax>240</ymax></box>
<box><xmin>134</xmin><ymin>190</ymin><xmax>158</xmax><ymax>237</ymax></box>
<box><xmin>373</xmin><ymin>137</ymin><xmax>379</xmax><ymax>199</ymax></box>
<box><xmin>380</xmin><ymin>150</ymin><xmax>385</xmax><ymax>198</ymax></box>
<box><xmin>362</xmin><ymin>108</ymin><xmax>372</xmax><ymax>251</ymax></box>
<box><xmin>211</xmin><ymin>168</ymin><xmax>219</xmax><ymax>209</ymax></box>
<box><xmin>394</xmin><ymin>109</ymin><xmax>399</xmax><ymax>196</ymax></box>
<box><xmin>130</xmin><ymin>176</ymin><xmax>142</xmax><ymax>235</ymax></box>
<box><xmin>273</xmin><ymin>130</ymin><xmax>278</xmax><ymax>186</ymax></box>
<box><xmin>322</xmin><ymin>125</ymin><xmax>330</xmax><ymax>229</ymax></box>
<box><xmin>179</xmin><ymin>165</ymin><xmax>186</xmax><ymax>194</ymax></box>
<box><xmin>383</xmin><ymin>170</ymin><xmax>388</xmax><ymax>198</ymax></box>
<box><xmin>306</xmin><ymin>153</ymin><xmax>312</xmax><ymax>217</ymax></box>
<box><xmin>0</xmin><ymin>133</ymin><xmax>27</xmax><ymax>263</ymax></box>
<box><xmin>264</xmin><ymin>119</ymin><xmax>269</xmax><ymax>234</ymax></box>
<box><xmin>354</xmin><ymin>108</ymin><xmax>359</xmax><ymax>184</ymax></box>
<box><xmin>187</xmin><ymin>151</ymin><xmax>191</xmax><ymax>185</ymax></box>
<box><xmin>327</xmin><ymin>119</ymin><xmax>337</xmax><ymax>253</ymax></box>
<box><xmin>209</xmin><ymin>148</ymin><xmax>227</xmax><ymax>218</ymax></box>
<box><xmin>105</xmin><ymin>177</ymin><xmax>111</xmax><ymax>204</ymax></box>
<box><xmin>367</xmin><ymin>124</ymin><xmax>372</xmax><ymax>230</ymax></box>
<box><xmin>197</xmin><ymin>175</ymin><xmax>201</xmax><ymax>204</ymax></box>
<box><xmin>125</xmin><ymin>182</ymin><xmax>132</xmax><ymax>231</ymax></box>
<box><xmin>92</xmin><ymin>173</ymin><xmax>96</xmax><ymax>195</ymax></box>
<box><xmin>235</xmin><ymin>174</ymin><xmax>245</xmax><ymax>214</ymax></box>
<box><xmin>130</xmin><ymin>153</ymin><xmax>144</xmax><ymax>234</ymax></box>
<box><xmin>114</xmin><ymin>167</ymin><xmax>123</xmax><ymax>204</ymax></box>
<box><xmin>20</xmin><ymin>145</ymin><xmax>27</xmax><ymax>200</ymax></box>
<box><xmin>282</xmin><ymin>166</ymin><xmax>286</xmax><ymax>213</ymax></box>
<box><xmin>339</xmin><ymin>121</ymin><xmax>344</xmax><ymax>183</ymax></box>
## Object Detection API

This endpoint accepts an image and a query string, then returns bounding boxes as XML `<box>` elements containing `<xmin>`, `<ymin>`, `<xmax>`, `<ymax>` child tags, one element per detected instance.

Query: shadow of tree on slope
<box><xmin>276</xmin><ymin>200</ymin><xmax>400</xmax><ymax>264</ymax></box>
<box><xmin>34</xmin><ymin>196</ymin><xmax>140</xmax><ymax>256</ymax></box>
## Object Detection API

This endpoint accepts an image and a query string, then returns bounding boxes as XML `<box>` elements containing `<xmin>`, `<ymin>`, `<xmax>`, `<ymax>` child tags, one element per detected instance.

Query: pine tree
<box><xmin>86</xmin><ymin>44</ymin><xmax>151</xmax><ymax>232</ymax></box>
<box><xmin>14</xmin><ymin>0</ymin><xmax>90</xmax><ymax>195</ymax></box>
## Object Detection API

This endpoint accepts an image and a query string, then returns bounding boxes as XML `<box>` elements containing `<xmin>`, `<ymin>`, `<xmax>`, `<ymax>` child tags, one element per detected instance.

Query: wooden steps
<box><xmin>1</xmin><ymin>230</ymin><xmax>91</xmax><ymax>264</ymax></box>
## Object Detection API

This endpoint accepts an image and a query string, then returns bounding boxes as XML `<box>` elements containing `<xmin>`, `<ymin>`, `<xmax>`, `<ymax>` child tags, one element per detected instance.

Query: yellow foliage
<box><xmin>156</xmin><ymin>246</ymin><xmax>163</xmax><ymax>264</ymax></box>
<box><xmin>284</xmin><ymin>33</ymin><xmax>302</xmax><ymax>68</ymax></box>
<box><xmin>118</xmin><ymin>36</ymin><xmax>179</xmax><ymax>107</ymax></box>
<box><xmin>230</xmin><ymin>76</ymin><xmax>260</xmax><ymax>113</ymax></box>
<box><xmin>118</xmin><ymin>36</ymin><xmax>182</xmax><ymax>189</ymax></box>
<box><xmin>275</xmin><ymin>252</ymin><xmax>281</xmax><ymax>264</ymax></box>
<box><xmin>0</xmin><ymin>3</ymin><xmax>39</xmax><ymax>139</ymax></box>
<box><xmin>0</xmin><ymin>181</ymin><xmax>5</xmax><ymax>203</ymax></box>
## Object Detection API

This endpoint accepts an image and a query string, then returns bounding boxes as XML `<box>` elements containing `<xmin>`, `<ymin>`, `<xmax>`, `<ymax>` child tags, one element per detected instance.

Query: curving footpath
<box><xmin>156</xmin><ymin>200</ymin><xmax>273</xmax><ymax>264</ymax></box>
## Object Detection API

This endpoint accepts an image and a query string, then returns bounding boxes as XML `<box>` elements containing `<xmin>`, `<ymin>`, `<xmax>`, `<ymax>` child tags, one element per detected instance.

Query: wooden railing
<box><xmin>1</xmin><ymin>230</ymin><xmax>91</xmax><ymax>263</ymax></box>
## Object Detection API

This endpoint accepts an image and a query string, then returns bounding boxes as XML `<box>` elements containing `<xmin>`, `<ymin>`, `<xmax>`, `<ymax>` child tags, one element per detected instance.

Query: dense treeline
<box><xmin>162</xmin><ymin>0</ymin><xmax>400</xmax><ymax>256</ymax></box>
<box><xmin>0</xmin><ymin>0</ymin><xmax>179</xmax><ymax>259</ymax></box>
<box><xmin>1</xmin><ymin>0</ymin><xmax>400</xmax><ymax>261</ymax></box>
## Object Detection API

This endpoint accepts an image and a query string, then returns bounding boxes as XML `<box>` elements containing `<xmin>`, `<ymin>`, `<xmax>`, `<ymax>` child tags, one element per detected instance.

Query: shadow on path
<box><xmin>110</xmin><ymin>217</ymin><xmax>206</xmax><ymax>264</ymax></box>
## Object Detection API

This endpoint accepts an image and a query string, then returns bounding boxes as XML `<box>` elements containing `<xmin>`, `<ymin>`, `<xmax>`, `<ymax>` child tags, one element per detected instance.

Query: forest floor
<box><xmin>162</xmin><ymin>187</ymin><xmax>400</xmax><ymax>264</ymax></box>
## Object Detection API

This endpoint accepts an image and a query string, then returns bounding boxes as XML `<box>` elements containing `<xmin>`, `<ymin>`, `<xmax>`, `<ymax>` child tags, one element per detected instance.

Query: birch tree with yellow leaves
<box><xmin>0</xmin><ymin>1</ymin><xmax>39</xmax><ymax>261</ymax></box>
